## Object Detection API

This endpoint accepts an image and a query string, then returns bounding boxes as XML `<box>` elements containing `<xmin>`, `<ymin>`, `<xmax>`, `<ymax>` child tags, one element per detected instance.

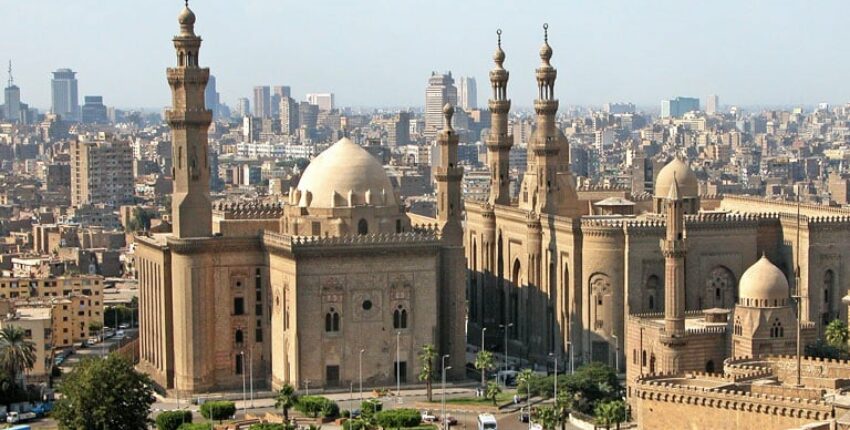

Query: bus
<box><xmin>477</xmin><ymin>413</ymin><xmax>497</xmax><ymax>430</ymax></box>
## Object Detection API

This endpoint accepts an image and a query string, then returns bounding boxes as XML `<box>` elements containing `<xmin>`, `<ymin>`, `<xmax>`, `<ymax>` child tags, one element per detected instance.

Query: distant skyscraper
<box><xmin>424</xmin><ymin>72</ymin><xmax>457</xmax><ymax>140</ymax></box>
<box><xmin>253</xmin><ymin>85</ymin><xmax>270</xmax><ymax>118</ymax></box>
<box><xmin>205</xmin><ymin>75</ymin><xmax>220</xmax><ymax>118</ymax></box>
<box><xmin>271</xmin><ymin>85</ymin><xmax>290</xmax><ymax>117</ymax></box>
<box><xmin>236</xmin><ymin>97</ymin><xmax>250</xmax><ymax>117</ymax></box>
<box><xmin>706</xmin><ymin>95</ymin><xmax>719</xmax><ymax>115</ymax></box>
<box><xmin>3</xmin><ymin>61</ymin><xmax>21</xmax><ymax>123</ymax></box>
<box><xmin>51</xmin><ymin>68</ymin><xmax>79</xmax><ymax>121</ymax></box>
<box><xmin>298</xmin><ymin>101</ymin><xmax>319</xmax><ymax>138</ymax></box>
<box><xmin>661</xmin><ymin>96</ymin><xmax>700</xmax><ymax>118</ymax></box>
<box><xmin>279</xmin><ymin>96</ymin><xmax>299</xmax><ymax>135</ymax></box>
<box><xmin>306</xmin><ymin>93</ymin><xmax>334</xmax><ymax>111</ymax></box>
<box><xmin>457</xmin><ymin>76</ymin><xmax>477</xmax><ymax>110</ymax></box>
<box><xmin>81</xmin><ymin>96</ymin><xmax>107</xmax><ymax>124</ymax></box>
<box><xmin>603</xmin><ymin>102</ymin><xmax>635</xmax><ymax>114</ymax></box>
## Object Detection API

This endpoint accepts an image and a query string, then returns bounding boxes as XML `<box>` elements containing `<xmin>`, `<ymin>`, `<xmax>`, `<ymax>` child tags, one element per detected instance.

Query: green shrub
<box><xmin>295</xmin><ymin>396</ymin><xmax>339</xmax><ymax>419</ymax></box>
<box><xmin>157</xmin><ymin>410</ymin><xmax>193</xmax><ymax>430</ymax></box>
<box><xmin>343</xmin><ymin>419</ymin><xmax>366</xmax><ymax>430</ymax></box>
<box><xmin>178</xmin><ymin>424</ymin><xmax>212</xmax><ymax>430</ymax></box>
<box><xmin>200</xmin><ymin>400</ymin><xmax>236</xmax><ymax>422</ymax></box>
<box><xmin>360</xmin><ymin>399</ymin><xmax>382</xmax><ymax>421</ymax></box>
<box><xmin>341</xmin><ymin>409</ymin><xmax>351</xmax><ymax>418</ymax></box>
<box><xmin>375</xmin><ymin>408</ymin><xmax>422</xmax><ymax>429</ymax></box>
<box><xmin>249</xmin><ymin>424</ymin><xmax>291</xmax><ymax>430</ymax></box>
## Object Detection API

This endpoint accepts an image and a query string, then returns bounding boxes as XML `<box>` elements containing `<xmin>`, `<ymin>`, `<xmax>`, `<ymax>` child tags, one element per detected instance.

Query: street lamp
<box><xmin>566</xmin><ymin>341</ymin><xmax>574</xmax><ymax>374</ymax></box>
<box><xmin>480</xmin><ymin>327</ymin><xmax>487</xmax><ymax>388</ymax></box>
<box><xmin>249</xmin><ymin>348</ymin><xmax>254</xmax><ymax>408</ymax></box>
<box><xmin>612</xmin><ymin>334</ymin><xmax>619</xmax><ymax>374</ymax></box>
<box><xmin>441</xmin><ymin>355</ymin><xmax>451</xmax><ymax>429</ymax></box>
<box><xmin>240</xmin><ymin>351</ymin><xmax>246</xmax><ymax>412</ymax></box>
<box><xmin>499</xmin><ymin>323</ymin><xmax>513</xmax><ymax>384</ymax></box>
<box><xmin>359</xmin><ymin>349</ymin><xmax>365</xmax><ymax>402</ymax></box>
<box><xmin>549</xmin><ymin>352</ymin><xmax>558</xmax><ymax>402</ymax></box>
<box><xmin>305</xmin><ymin>379</ymin><xmax>310</xmax><ymax>397</ymax></box>
<box><xmin>396</xmin><ymin>331</ymin><xmax>402</xmax><ymax>401</ymax></box>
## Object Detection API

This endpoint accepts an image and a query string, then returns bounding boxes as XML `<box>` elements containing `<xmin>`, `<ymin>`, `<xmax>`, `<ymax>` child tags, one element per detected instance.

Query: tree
<box><xmin>594</xmin><ymin>400</ymin><xmax>627</xmax><ymax>430</ymax></box>
<box><xmin>474</xmin><ymin>350</ymin><xmax>495</xmax><ymax>387</ymax></box>
<box><xmin>200</xmin><ymin>401</ymin><xmax>236</xmax><ymax>423</ymax></box>
<box><xmin>375</xmin><ymin>408</ymin><xmax>421</xmax><ymax>429</ymax></box>
<box><xmin>89</xmin><ymin>321</ymin><xmax>104</xmax><ymax>337</ymax></box>
<box><xmin>517</xmin><ymin>368</ymin><xmax>534</xmax><ymax>399</ymax></box>
<box><xmin>274</xmin><ymin>383</ymin><xmax>299</xmax><ymax>421</ymax></box>
<box><xmin>826</xmin><ymin>319</ymin><xmax>849</xmax><ymax>349</ymax></box>
<box><xmin>0</xmin><ymin>326</ymin><xmax>36</xmax><ymax>386</ymax></box>
<box><xmin>418</xmin><ymin>344</ymin><xmax>436</xmax><ymax>402</ymax></box>
<box><xmin>534</xmin><ymin>406</ymin><xmax>560</xmax><ymax>430</ymax></box>
<box><xmin>156</xmin><ymin>410</ymin><xmax>192</xmax><ymax>430</ymax></box>
<box><xmin>295</xmin><ymin>396</ymin><xmax>338</xmax><ymax>419</ymax></box>
<box><xmin>484</xmin><ymin>381</ymin><xmax>502</xmax><ymax>406</ymax></box>
<box><xmin>53</xmin><ymin>355</ymin><xmax>155</xmax><ymax>430</ymax></box>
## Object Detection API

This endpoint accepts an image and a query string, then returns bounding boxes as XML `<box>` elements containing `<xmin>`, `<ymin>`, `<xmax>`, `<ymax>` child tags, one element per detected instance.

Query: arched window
<box><xmin>734</xmin><ymin>317</ymin><xmax>742</xmax><ymax>336</ymax></box>
<box><xmin>646</xmin><ymin>275</ymin><xmax>659</xmax><ymax>311</ymax></box>
<box><xmin>235</xmin><ymin>329</ymin><xmax>243</xmax><ymax>344</ymax></box>
<box><xmin>771</xmin><ymin>319</ymin><xmax>783</xmax><ymax>338</ymax></box>
<box><xmin>706</xmin><ymin>360</ymin><xmax>715</xmax><ymax>373</ymax></box>
<box><xmin>641</xmin><ymin>350</ymin><xmax>647</xmax><ymax>367</ymax></box>
<box><xmin>396</xmin><ymin>219</ymin><xmax>402</xmax><ymax>233</ymax></box>
<box><xmin>325</xmin><ymin>308</ymin><xmax>340</xmax><ymax>332</ymax></box>
<box><xmin>393</xmin><ymin>305</ymin><xmax>408</xmax><ymax>329</ymax></box>
<box><xmin>357</xmin><ymin>219</ymin><xmax>368</xmax><ymax>235</ymax></box>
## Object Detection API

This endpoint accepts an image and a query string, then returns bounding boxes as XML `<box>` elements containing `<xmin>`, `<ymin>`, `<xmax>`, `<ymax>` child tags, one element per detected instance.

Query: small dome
<box><xmin>178</xmin><ymin>5</ymin><xmax>196</xmax><ymax>26</ymax></box>
<box><xmin>296</xmin><ymin>137</ymin><xmax>396</xmax><ymax>209</ymax></box>
<box><xmin>739</xmin><ymin>256</ymin><xmax>790</xmax><ymax>303</ymax></box>
<box><xmin>493</xmin><ymin>46</ymin><xmax>505</xmax><ymax>65</ymax></box>
<box><xmin>655</xmin><ymin>157</ymin><xmax>698</xmax><ymax>199</ymax></box>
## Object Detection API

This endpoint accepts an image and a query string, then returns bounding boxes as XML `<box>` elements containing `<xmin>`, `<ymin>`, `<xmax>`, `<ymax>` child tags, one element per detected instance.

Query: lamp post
<box><xmin>240</xmin><ymin>351</ymin><xmax>246</xmax><ymax>412</ymax></box>
<box><xmin>480</xmin><ymin>327</ymin><xmax>487</xmax><ymax>388</ymax></box>
<box><xmin>359</xmin><ymin>349</ymin><xmax>365</xmax><ymax>402</ymax></box>
<box><xmin>305</xmin><ymin>379</ymin><xmax>310</xmax><ymax>396</ymax></box>
<box><xmin>549</xmin><ymin>352</ymin><xmax>558</xmax><ymax>402</ymax></box>
<box><xmin>566</xmin><ymin>341</ymin><xmax>574</xmax><ymax>374</ymax></box>
<box><xmin>612</xmin><ymin>334</ymin><xmax>619</xmax><ymax>374</ymax></box>
<box><xmin>249</xmin><ymin>348</ymin><xmax>254</xmax><ymax>408</ymax></box>
<box><xmin>441</xmin><ymin>355</ymin><xmax>451</xmax><ymax>429</ymax></box>
<box><xmin>499</xmin><ymin>323</ymin><xmax>513</xmax><ymax>384</ymax></box>
<box><xmin>396</xmin><ymin>331</ymin><xmax>401</xmax><ymax>401</ymax></box>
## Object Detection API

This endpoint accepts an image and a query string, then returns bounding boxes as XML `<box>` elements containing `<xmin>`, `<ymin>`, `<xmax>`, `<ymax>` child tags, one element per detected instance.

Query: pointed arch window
<box><xmin>325</xmin><ymin>307</ymin><xmax>340</xmax><ymax>332</ymax></box>
<box><xmin>393</xmin><ymin>304</ymin><xmax>408</xmax><ymax>329</ymax></box>
<box><xmin>770</xmin><ymin>319</ymin><xmax>784</xmax><ymax>338</ymax></box>
<box><xmin>235</xmin><ymin>329</ymin><xmax>243</xmax><ymax>344</ymax></box>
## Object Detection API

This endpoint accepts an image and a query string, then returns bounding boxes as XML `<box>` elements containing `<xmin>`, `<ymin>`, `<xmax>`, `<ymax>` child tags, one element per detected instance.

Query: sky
<box><xmin>3</xmin><ymin>0</ymin><xmax>850</xmax><ymax>111</ymax></box>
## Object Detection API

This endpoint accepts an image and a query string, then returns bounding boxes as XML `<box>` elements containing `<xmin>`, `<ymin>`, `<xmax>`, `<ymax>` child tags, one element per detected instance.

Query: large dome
<box><xmin>739</xmin><ymin>256</ymin><xmax>790</xmax><ymax>304</ymax></box>
<box><xmin>296</xmin><ymin>137</ymin><xmax>396</xmax><ymax>209</ymax></box>
<box><xmin>655</xmin><ymin>157</ymin><xmax>698</xmax><ymax>199</ymax></box>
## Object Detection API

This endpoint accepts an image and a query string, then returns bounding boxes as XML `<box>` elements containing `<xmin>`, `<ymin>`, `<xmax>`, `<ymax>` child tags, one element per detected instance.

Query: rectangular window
<box><xmin>311</xmin><ymin>222</ymin><xmax>321</xmax><ymax>236</ymax></box>
<box><xmin>255</xmin><ymin>304</ymin><xmax>263</xmax><ymax>316</ymax></box>
<box><xmin>234</xmin><ymin>298</ymin><xmax>245</xmax><ymax>315</ymax></box>
<box><xmin>255</xmin><ymin>327</ymin><xmax>263</xmax><ymax>342</ymax></box>
<box><xmin>394</xmin><ymin>361</ymin><xmax>407</xmax><ymax>383</ymax></box>
<box><xmin>235</xmin><ymin>354</ymin><xmax>243</xmax><ymax>375</ymax></box>
<box><xmin>326</xmin><ymin>365</ymin><xmax>340</xmax><ymax>386</ymax></box>
<box><xmin>256</xmin><ymin>290</ymin><xmax>262</xmax><ymax>301</ymax></box>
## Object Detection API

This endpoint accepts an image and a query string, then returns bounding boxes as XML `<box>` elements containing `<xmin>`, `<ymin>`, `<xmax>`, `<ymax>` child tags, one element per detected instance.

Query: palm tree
<box><xmin>534</xmin><ymin>406</ymin><xmax>559</xmax><ymax>430</ymax></box>
<box><xmin>0</xmin><ymin>326</ymin><xmax>36</xmax><ymax>386</ymax></box>
<box><xmin>474</xmin><ymin>350</ymin><xmax>494</xmax><ymax>388</ymax></box>
<box><xmin>484</xmin><ymin>381</ymin><xmax>502</xmax><ymax>406</ymax></box>
<box><xmin>825</xmin><ymin>319</ymin><xmax>849</xmax><ymax>350</ymax></box>
<box><xmin>274</xmin><ymin>383</ymin><xmax>299</xmax><ymax>421</ymax></box>
<box><xmin>516</xmin><ymin>368</ymin><xmax>534</xmax><ymax>399</ymax></box>
<box><xmin>594</xmin><ymin>400</ymin><xmax>627</xmax><ymax>430</ymax></box>
<box><xmin>418</xmin><ymin>344</ymin><xmax>436</xmax><ymax>402</ymax></box>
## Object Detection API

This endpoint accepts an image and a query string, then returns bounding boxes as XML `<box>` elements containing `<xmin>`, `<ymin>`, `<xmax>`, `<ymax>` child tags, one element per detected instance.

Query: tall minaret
<box><xmin>486</xmin><ymin>30</ymin><xmax>512</xmax><ymax>206</ymax></box>
<box><xmin>519</xmin><ymin>24</ymin><xmax>579</xmax><ymax>216</ymax></box>
<box><xmin>661</xmin><ymin>175</ymin><xmax>686</xmax><ymax>338</ymax></box>
<box><xmin>435</xmin><ymin>103</ymin><xmax>463</xmax><ymax>245</ymax></box>
<box><xmin>167</xmin><ymin>1</ymin><xmax>212</xmax><ymax>238</ymax></box>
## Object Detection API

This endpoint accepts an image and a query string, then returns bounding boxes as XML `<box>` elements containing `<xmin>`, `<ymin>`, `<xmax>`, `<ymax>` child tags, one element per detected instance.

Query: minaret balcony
<box><xmin>488</xmin><ymin>99</ymin><xmax>511</xmax><ymax>113</ymax></box>
<box><xmin>166</xmin><ymin>109</ymin><xmax>212</xmax><ymax>126</ymax></box>
<box><xmin>534</xmin><ymin>99</ymin><xmax>558</xmax><ymax>114</ymax></box>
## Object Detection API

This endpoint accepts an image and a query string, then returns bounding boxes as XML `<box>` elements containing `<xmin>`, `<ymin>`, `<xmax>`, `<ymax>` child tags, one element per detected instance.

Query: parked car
<box><xmin>443</xmin><ymin>415</ymin><xmax>457</xmax><ymax>426</ymax></box>
<box><xmin>115</xmin><ymin>330</ymin><xmax>125</xmax><ymax>338</ymax></box>
<box><xmin>86</xmin><ymin>337</ymin><xmax>98</xmax><ymax>346</ymax></box>
<box><xmin>118</xmin><ymin>323</ymin><xmax>130</xmax><ymax>329</ymax></box>
<box><xmin>421</xmin><ymin>410</ymin><xmax>437</xmax><ymax>423</ymax></box>
<box><xmin>7</xmin><ymin>411</ymin><xmax>36</xmax><ymax>424</ymax></box>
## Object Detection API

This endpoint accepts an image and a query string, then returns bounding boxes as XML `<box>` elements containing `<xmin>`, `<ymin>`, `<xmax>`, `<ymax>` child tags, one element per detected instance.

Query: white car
<box><xmin>118</xmin><ymin>323</ymin><xmax>130</xmax><ymax>329</ymax></box>
<box><xmin>116</xmin><ymin>330</ymin><xmax>125</xmax><ymax>338</ymax></box>
<box><xmin>421</xmin><ymin>410</ymin><xmax>437</xmax><ymax>423</ymax></box>
<box><xmin>86</xmin><ymin>337</ymin><xmax>98</xmax><ymax>346</ymax></box>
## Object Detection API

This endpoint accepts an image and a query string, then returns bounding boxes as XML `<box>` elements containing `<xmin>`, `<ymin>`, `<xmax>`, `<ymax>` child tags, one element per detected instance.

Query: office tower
<box><xmin>236</xmin><ymin>97</ymin><xmax>250</xmax><ymax>117</ymax></box>
<box><xmin>81</xmin><ymin>96</ymin><xmax>108</xmax><ymax>124</ymax></box>
<box><xmin>3</xmin><ymin>61</ymin><xmax>21</xmax><ymax>123</ymax></box>
<box><xmin>51</xmin><ymin>68</ymin><xmax>80</xmax><ymax>121</ymax></box>
<box><xmin>271</xmin><ymin>86</ymin><xmax>290</xmax><ymax>117</ymax></box>
<box><xmin>306</xmin><ymin>93</ymin><xmax>334</xmax><ymax>111</ymax></box>
<box><xmin>457</xmin><ymin>76</ymin><xmax>477</xmax><ymax>110</ymax></box>
<box><xmin>706</xmin><ymin>94</ymin><xmax>719</xmax><ymax>115</ymax></box>
<box><xmin>279</xmin><ymin>96</ymin><xmax>299</xmax><ymax>135</ymax></box>
<box><xmin>603</xmin><ymin>102</ymin><xmax>635</xmax><ymax>114</ymax></box>
<box><xmin>70</xmin><ymin>135</ymin><xmax>134</xmax><ymax>206</ymax></box>
<box><xmin>424</xmin><ymin>72</ymin><xmax>457</xmax><ymax>140</ymax></box>
<box><xmin>253</xmin><ymin>85</ymin><xmax>271</xmax><ymax>118</ymax></box>
<box><xmin>660</xmin><ymin>96</ymin><xmax>700</xmax><ymax>118</ymax></box>
<box><xmin>298</xmin><ymin>101</ymin><xmax>319</xmax><ymax>138</ymax></box>
<box><xmin>205</xmin><ymin>75</ymin><xmax>220</xmax><ymax>118</ymax></box>
<box><xmin>386</xmin><ymin>111</ymin><xmax>411</xmax><ymax>147</ymax></box>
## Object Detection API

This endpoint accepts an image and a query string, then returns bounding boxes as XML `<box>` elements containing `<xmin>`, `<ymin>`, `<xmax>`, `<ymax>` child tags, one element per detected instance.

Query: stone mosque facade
<box><xmin>464</xmin><ymin>29</ymin><xmax>850</xmax><ymax>376</ymax></box>
<box><xmin>135</xmin><ymin>4</ymin><xmax>466</xmax><ymax>395</ymax></box>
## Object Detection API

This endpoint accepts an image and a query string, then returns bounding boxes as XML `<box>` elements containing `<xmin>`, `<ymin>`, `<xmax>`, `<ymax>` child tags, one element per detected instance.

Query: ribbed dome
<box><xmin>655</xmin><ymin>157</ymin><xmax>698</xmax><ymax>199</ymax></box>
<box><xmin>739</xmin><ymin>256</ymin><xmax>790</xmax><ymax>303</ymax></box>
<box><xmin>296</xmin><ymin>138</ymin><xmax>396</xmax><ymax>208</ymax></box>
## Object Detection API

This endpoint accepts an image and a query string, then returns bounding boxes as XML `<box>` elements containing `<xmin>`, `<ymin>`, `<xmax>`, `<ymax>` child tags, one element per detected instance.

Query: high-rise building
<box><xmin>298</xmin><ymin>101</ymin><xmax>319</xmax><ymax>138</ymax></box>
<box><xmin>661</xmin><ymin>96</ymin><xmax>700</xmax><ymax>118</ymax></box>
<box><xmin>706</xmin><ymin>94</ymin><xmax>719</xmax><ymax>115</ymax></box>
<box><xmin>271</xmin><ymin>86</ymin><xmax>290</xmax><ymax>118</ymax></box>
<box><xmin>424</xmin><ymin>72</ymin><xmax>457</xmax><ymax>140</ymax></box>
<box><xmin>51</xmin><ymin>68</ymin><xmax>79</xmax><ymax>121</ymax></box>
<box><xmin>253</xmin><ymin>85</ymin><xmax>271</xmax><ymax>118</ymax></box>
<box><xmin>279</xmin><ymin>96</ymin><xmax>299</xmax><ymax>135</ymax></box>
<box><xmin>205</xmin><ymin>75</ymin><xmax>221</xmax><ymax>118</ymax></box>
<box><xmin>236</xmin><ymin>97</ymin><xmax>250</xmax><ymax>117</ymax></box>
<box><xmin>81</xmin><ymin>96</ymin><xmax>108</xmax><ymax>124</ymax></box>
<box><xmin>305</xmin><ymin>93</ymin><xmax>334</xmax><ymax>111</ymax></box>
<box><xmin>387</xmin><ymin>111</ymin><xmax>411</xmax><ymax>147</ymax></box>
<box><xmin>70</xmin><ymin>134</ymin><xmax>134</xmax><ymax>206</ymax></box>
<box><xmin>3</xmin><ymin>61</ymin><xmax>21</xmax><ymax>123</ymax></box>
<box><xmin>457</xmin><ymin>76</ymin><xmax>477</xmax><ymax>110</ymax></box>
<box><xmin>603</xmin><ymin>102</ymin><xmax>635</xmax><ymax>114</ymax></box>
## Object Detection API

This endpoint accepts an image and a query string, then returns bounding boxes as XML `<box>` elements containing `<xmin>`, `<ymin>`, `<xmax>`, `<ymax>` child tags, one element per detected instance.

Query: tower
<box><xmin>435</xmin><ymin>103</ymin><xmax>463</xmax><ymax>244</ymax></box>
<box><xmin>3</xmin><ymin>60</ymin><xmax>21</xmax><ymax>123</ymax></box>
<box><xmin>661</xmin><ymin>175</ymin><xmax>687</xmax><ymax>338</ymax></box>
<box><xmin>486</xmin><ymin>30</ymin><xmax>513</xmax><ymax>206</ymax></box>
<box><xmin>519</xmin><ymin>24</ymin><xmax>579</xmax><ymax>216</ymax></box>
<box><xmin>167</xmin><ymin>1</ymin><xmax>212</xmax><ymax>238</ymax></box>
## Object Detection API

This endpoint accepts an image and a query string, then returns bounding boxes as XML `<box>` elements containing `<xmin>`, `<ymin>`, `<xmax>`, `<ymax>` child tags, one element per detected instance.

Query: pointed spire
<box><xmin>6</xmin><ymin>60</ymin><xmax>11</xmax><ymax>88</ymax></box>
<box><xmin>667</xmin><ymin>172</ymin><xmax>681</xmax><ymax>201</ymax></box>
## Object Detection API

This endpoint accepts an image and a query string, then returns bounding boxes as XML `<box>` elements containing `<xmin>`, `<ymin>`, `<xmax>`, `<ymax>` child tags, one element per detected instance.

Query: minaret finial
<box><xmin>443</xmin><ymin>103</ymin><xmax>455</xmax><ymax>131</ymax></box>
<box><xmin>185</xmin><ymin>0</ymin><xmax>189</xmax><ymax>6</ymax></box>
<box><xmin>496</xmin><ymin>29</ymin><xmax>502</xmax><ymax>48</ymax></box>
<box><xmin>543</xmin><ymin>23</ymin><xmax>549</xmax><ymax>42</ymax></box>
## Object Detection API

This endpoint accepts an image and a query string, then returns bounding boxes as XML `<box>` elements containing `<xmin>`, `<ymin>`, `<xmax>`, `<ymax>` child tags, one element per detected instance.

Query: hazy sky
<box><xmin>3</xmin><ymin>0</ymin><xmax>849</xmax><ymax>110</ymax></box>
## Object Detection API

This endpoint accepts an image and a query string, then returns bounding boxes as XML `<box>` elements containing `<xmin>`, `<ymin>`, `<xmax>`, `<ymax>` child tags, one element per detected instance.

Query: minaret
<box><xmin>661</xmin><ymin>175</ymin><xmax>686</xmax><ymax>338</ymax></box>
<box><xmin>167</xmin><ymin>1</ymin><xmax>212</xmax><ymax>238</ymax></box>
<box><xmin>435</xmin><ymin>103</ymin><xmax>463</xmax><ymax>245</ymax></box>
<box><xmin>486</xmin><ymin>30</ymin><xmax>512</xmax><ymax>206</ymax></box>
<box><xmin>520</xmin><ymin>24</ymin><xmax>579</xmax><ymax>216</ymax></box>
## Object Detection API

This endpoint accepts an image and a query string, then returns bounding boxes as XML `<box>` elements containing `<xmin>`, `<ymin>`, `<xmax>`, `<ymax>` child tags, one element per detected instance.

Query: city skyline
<box><xmin>3</xmin><ymin>0</ymin><xmax>850</xmax><ymax>110</ymax></box>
